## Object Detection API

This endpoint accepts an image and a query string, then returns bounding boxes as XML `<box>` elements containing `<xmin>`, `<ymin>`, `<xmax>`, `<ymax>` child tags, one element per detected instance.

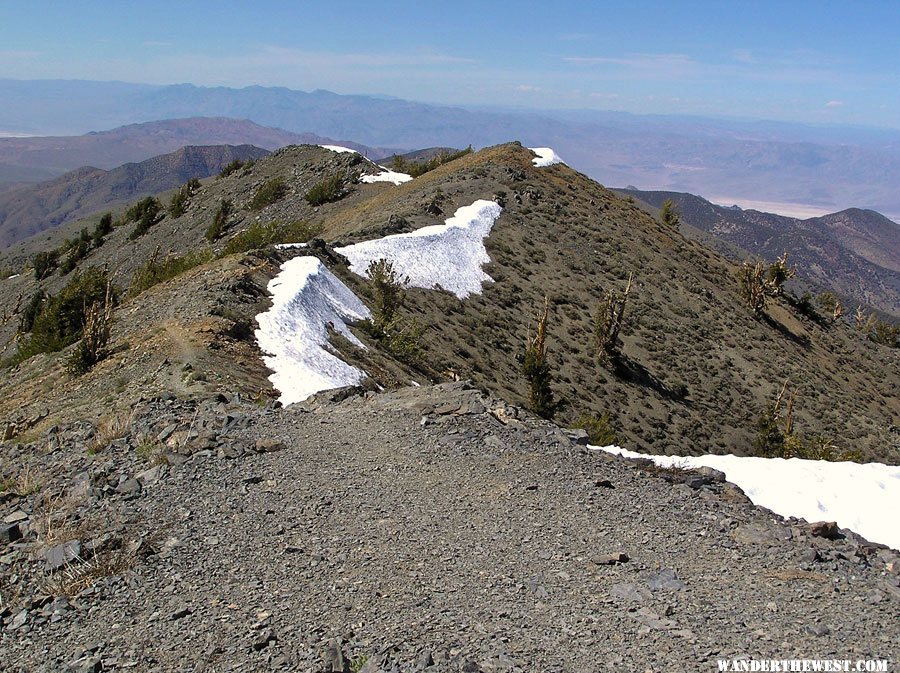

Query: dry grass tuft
<box><xmin>88</xmin><ymin>408</ymin><xmax>135</xmax><ymax>454</ymax></box>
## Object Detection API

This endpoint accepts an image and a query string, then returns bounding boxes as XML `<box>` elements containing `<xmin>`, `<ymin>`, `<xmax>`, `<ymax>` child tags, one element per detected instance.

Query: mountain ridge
<box><xmin>0</xmin><ymin>144</ymin><xmax>271</xmax><ymax>247</ymax></box>
<box><xmin>618</xmin><ymin>188</ymin><xmax>900</xmax><ymax>317</ymax></box>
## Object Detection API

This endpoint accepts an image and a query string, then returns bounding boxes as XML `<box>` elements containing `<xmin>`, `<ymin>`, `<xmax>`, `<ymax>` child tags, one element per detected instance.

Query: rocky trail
<box><xmin>1</xmin><ymin>382</ymin><xmax>898</xmax><ymax>671</ymax></box>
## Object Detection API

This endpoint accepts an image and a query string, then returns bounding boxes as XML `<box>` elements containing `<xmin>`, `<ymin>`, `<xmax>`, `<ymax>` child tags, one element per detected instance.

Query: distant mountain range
<box><xmin>0</xmin><ymin>144</ymin><xmax>270</xmax><ymax>247</ymax></box>
<box><xmin>0</xmin><ymin>116</ymin><xmax>399</xmax><ymax>191</ymax></box>
<box><xmin>619</xmin><ymin>188</ymin><xmax>900</xmax><ymax>317</ymax></box>
<box><xmin>2</xmin><ymin>79</ymin><xmax>899</xmax><ymax>221</ymax></box>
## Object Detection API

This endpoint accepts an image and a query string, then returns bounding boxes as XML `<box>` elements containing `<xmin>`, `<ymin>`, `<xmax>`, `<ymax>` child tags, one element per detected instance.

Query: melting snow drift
<box><xmin>336</xmin><ymin>200</ymin><xmax>503</xmax><ymax>299</ymax></box>
<box><xmin>255</xmin><ymin>256</ymin><xmax>371</xmax><ymax>406</ymax></box>
<box><xmin>319</xmin><ymin>144</ymin><xmax>357</xmax><ymax>154</ymax></box>
<box><xmin>360</xmin><ymin>168</ymin><xmax>413</xmax><ymax>185</ymax></box>
<box><xmin>595</xmin><ymin>445</ymin><xmax>900</xmax><ymax>551</ymax></box>
<box><xmin>529</xmin><ymin>147</ymin><xmax>564</xmax><ymax>167</ymax></box>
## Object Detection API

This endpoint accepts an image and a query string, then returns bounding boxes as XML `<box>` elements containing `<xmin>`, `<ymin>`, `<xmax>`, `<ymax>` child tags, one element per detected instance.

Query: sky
<box><xmin>1</xmin><ymin>1</ymin><xmax>899</xmax><ymax>128</ymax></box>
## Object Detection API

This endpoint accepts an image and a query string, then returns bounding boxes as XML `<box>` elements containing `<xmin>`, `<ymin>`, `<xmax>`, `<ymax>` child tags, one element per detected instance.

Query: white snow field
<box><xmin>319</xmin><ymin>144</ymin><xmax>357</xmax><ymax>154</ymax></box>
<box><xmin>336</xmin><ymin>200</ymin><xmax>503</xmax><ymax>299</ymax></box>
<box><xmin>594</xmin><ymin>445</ymin><xmax>900</xmax><ymax>550</ymax></box>
<box><xmin>255</xmin><ymin>256</ymin><xmax>372</xmax><ymax>406</ymax></box>
<box><xmin>319</xmin><ymin>145</ymin><xmax>413</xmax><ymax>184</ymax></box>
<box><xmin>360</xmin><ymin>168</ymin><xmax>413</xmax><ymax>185</ymax></box>
<box><xmin>529</xmin><ymin>147</ymin><xmax>565</xmax><ymax>167</ymax></box>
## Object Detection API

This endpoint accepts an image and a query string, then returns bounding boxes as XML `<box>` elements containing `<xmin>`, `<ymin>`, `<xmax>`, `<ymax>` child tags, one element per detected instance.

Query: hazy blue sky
<box><xmin>2</xmin><ymin>1</ymin><xmax>898</xmax><ymax>128</ymax></box>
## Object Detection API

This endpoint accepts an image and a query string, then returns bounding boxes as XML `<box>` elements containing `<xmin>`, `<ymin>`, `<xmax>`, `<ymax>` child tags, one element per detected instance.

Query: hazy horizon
<box><xmin>2</xmin><ymin>1</ymin><xmax>899</xmax><ymax>130</ymax></box>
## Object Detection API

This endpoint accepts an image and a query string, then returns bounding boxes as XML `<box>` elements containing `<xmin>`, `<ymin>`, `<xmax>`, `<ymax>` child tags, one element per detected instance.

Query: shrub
<box><xmin>249</xmin><ymin>177</ymin><xmax>287</xmax><ymax>210</ymax></box>
<box><xmin>573</xmin><ymin>412</ymin><xmax>617</xmax><ymax>445</ymax></box>
<box><xmin>595</xmin><ymin>273</ymin><xmax>633</xmax><ymax>366</ymax></box>
<box><xmin>205</xmin><ymin>199</ymin><xmax>232</xmax><ymax>242</ymax></box>
<box><xmin>168</xmin><ymin>178</ymin><xmax>200</xmax><ymax>218</ymax></box>
<box><xmin>765</xmin><ymin>252</ymin><xmax>795</xmax><ymax>297</ymax></box>
<box><xmin>92</xmin><ymin>213</ymin><xmax>113</xmax><ymax>245</ymax></box>
<box><xmin>126</xmin><ymin>197</ymin><xmax>163</xmax><ymax>240</ymax></box>
<box><xmin>60</xmin><ymin>231</ymin><xmax>92</xmax><ymax>275</ymax></box>
<box><xmin>19</xmin><ymin>290</ymin><xmax>46</xmax><ymax>333</ymax></box>
<box><xmin>871</xmin><ymin>319</ymin><xmax>900</xmax><ymax>348</ymax></box>
<box><xmin>130</xmin><ymin>248</ymin><xmax>213</xmax><ymax>296</ymax></box>
<box><xmin>305</xmin><ymin>173</ymin><xmax>345</xmax><ymax>206</ymax></box>
<box><xmin>390</xmin><ymin>146</ymin><xmax>472</xmax><ymax>177</ymax></box>
<box><xmin>222</xmin><ymin>220</ymin><xmax>322</xmax><ymax>255</ymax></box>
<box><xmin>659</xmin><ymin>199</ymin><xmax>681</xmax><ymax>227</ymax></box>
<box><xmin>16</xmin><ymin>267</ymin><xmax>116</xmax><ymax>362</ymax></box>
<box><xmin>523</xmin><ymin>297</ymin><xmax>555</xmax><ymax>419</ymax></box>
<box><xmin>365</xmin><ymin>259</ymin><xmax>407</xmax><ymax>336</ymax></box>
<box><xmin>218</xmin><ymin>159</ymin><xmax>245</xmax><ymax>179</ymax></box>
<box><xmin>33</xmin><ymin>250</ymin><xmax>60</xmax><ymax>280</ymax></box>
<box><xmin>67</xmin><ymin>283</ymin><xmax>114</xmax><ymax>376</ymax></box>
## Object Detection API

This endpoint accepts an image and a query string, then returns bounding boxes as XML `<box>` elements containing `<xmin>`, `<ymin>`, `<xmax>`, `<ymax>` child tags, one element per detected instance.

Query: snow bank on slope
<box><xmin>319</xmin><ymin>145</ymin><xmax>412</xmax><ymax>184</ymax></box>
<box><xmin>319</xmin><ymin>144</ymin><xmax>357</xmax><ymax>154</ymax></box>
<box><xmin>336</xmin><ymin>200</ymin><xmax>503</xmax><ymax>299</ymax></box>
<box><xmin>255</xmin><ymin>256</ymin><xmax>372</xmax><ymax>406</ymax></box>
<box><xmin>360</xmin><ymin>168</ymin><xmax>413</xmax><ymax>185</ymax></box>
<box><xmin>529</xmin><ymin>147</ymin><xmax>564</xmax><ymax>167</ymax></box>
<box><xmin>594</xmin><ymin>445</ymin><xmax>900</xmax><ymax>550</ymax></box>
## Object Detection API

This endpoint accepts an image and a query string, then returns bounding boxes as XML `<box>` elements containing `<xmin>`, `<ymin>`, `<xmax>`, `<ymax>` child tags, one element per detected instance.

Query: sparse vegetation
<box><xmin>360</xmin><ymin>259</ymin><xmax>425</xmax><ymax>363</ymax></box>
<box><xmin>126</xmin><ymin>196</ymin><xmax>164</xmax><ymax>240</ymax></box>
<box><xmin>305</xmin><ymin>172</ymin><xmax>346</xmax><ymax>206</ymax></box>
<box><xmin>595</xmin><ymin>273</ymin><xmax>633</xmax><ymax>366</ymax></box>
<box><xmin>59</xmin><ymin>228</ymin><xmax>93</xmax><ymax>275</ymax></box>
<box><xmin>249</xmin><ymin>177</ymin><xmax>288</xmax><ymax>210</ymax></box>
<box><xmin>88</xmin><ymin>410</ymin><xmax>134</xmax><ymax>454</ymax></box>
<box><xmin>33</xmin><ymin>250</ymin><xmax>60</xmax><ymax>280</ymax></box>
<box><xmin>205</xmin><ymin>199</ymin><xmax>232</xmax><ymax>242</ymax></box>
<box><xmin>92</xmin><ymin>213</ymin><xmax>113</xmax><ymax>245</ymax></box>
<box><xmin>67</xmin><ymin>280</ymin><xmax>115</xmax><ymax>376</ymax></box>
<box><xmin>168</xmin><ymin>178</ymin><xmax>201</xmax><ymax>217</ymax></box>
<box><xmin>15</xmin><ymin>267</ymin><xmax>116</xmax><ymax>363</ymax></box>
<box><xmin>752</xmin><ymin>382</ymin><xmax>861</xmax><ymax>461</ymax></box>
<box><xmin>218</xmin><ymin>158</ymin><xmax>247</xmax><ymax>179</ymax></box>
<box><xmin>389</xmin><ymin>146</ymin><xmax>473</xmax><ymax>177</ymax></box>
<box><xmin>738</xmin><ymin>252</ymin><xmax>796</xmax><ymax>315</ymax></box>
<box><xmin>223</xmin><ymin>220</ymin><xmax>321</xmax><ymax>255</ymax></box>
<box><xmin>659</xmin><ymin>199</ymin><xmax>681</xmax><ymax>227</ymax></box>
<box><xmin>130</xmin><ymin>247</ymin><xmax>213</xmax><ymax>296</ymax></box>
<box><xmin>366</xmin><ymin>259</ymin><xmax>406</xmax><ymax>336</ymax></box>
<box><xmin>573</xmin><ymin>412</ymin><xmax>617</xmax><ymax>445</ymax></box>
<box><xmin>816</xmin><ymin>292</ymin><xmax>844</xmax><ymax>323</ymax></box>
<box><xmin>522</xmin><ymin>297</ymin><xmax>555</xmax><ymax>419</ymax></box>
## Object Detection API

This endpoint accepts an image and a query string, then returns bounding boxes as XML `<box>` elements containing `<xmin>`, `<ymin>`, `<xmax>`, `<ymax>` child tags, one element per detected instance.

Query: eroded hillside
<box><xmin>0</xmin><ymin>143</ymin><xmax>897</xmax><ymax>463</ymax></box>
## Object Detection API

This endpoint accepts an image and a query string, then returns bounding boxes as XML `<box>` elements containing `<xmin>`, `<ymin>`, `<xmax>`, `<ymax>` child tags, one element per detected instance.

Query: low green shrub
<box><xmin>92</xmin><ymin>213</ymin><xmax>113</xmax><ymax>245</ymax></box>
<box><xmin>168</xmin><ymin>178</ymin><xmax>200</xmax><ymax>218</ymax></box>
<box><xmin>249</xmin><ymin>177</ymin><xmax>287</xmax><ymax>210</ymax></box>
<box><xmin>205</xmin><ymin>199</ymin><xmax>232</xmax><ymax>242</ymax></box>
<box><xmin>130</xmin><ymin>248</ymin><xmax>213</xmax><ymax>296</ymax></box>
<box><xmin>573</xmin><ymin>413</ymin><xmax>617</xmax><ymax>445</ymax></box>
<box><xmin>15</xmin><ymin>267</ymin><xmax>115</xmax><ymax>363</ymax></box>
<box><xmin>305</xmin><ymin>173</ymin><xmax>346</xmax><ymax>206</ymax></box>
<box><xmin>223</xmin><ymin>220</ymin><xmax>322</xmax><ymax>255</ymax></box>
<box><xmin>389</xmin><ymin>146</ymin><xmax>472</xmax><ymax>177</ymax></box>
<box><xmin>126</xmin><ymin>197</ymin><xmax>164</xmax><ymax>240</ymax></box>
<box><xmin>218</xmin><ymin>159</ymin><xmax>245</xmax><ymax>179</ymax></box>
<box><xmin>33</xmin><ymin>250</ymin><xmax>60</xmax><ymax>280</ymax></box>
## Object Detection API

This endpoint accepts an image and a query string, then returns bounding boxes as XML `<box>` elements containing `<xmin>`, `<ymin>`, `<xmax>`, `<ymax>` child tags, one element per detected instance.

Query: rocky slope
<box><xmin>1</xmin><ymin>383</ymin><xmax>898</xmax><ymax>671</ymax></box>
<box><xmin>0</xmin><ymin>145</ymin><xmax>271</xmax><ymax>247</ymax></box>
<box><xmin>0</xmin><ymin>143</ymin><xmax>897</xmax><ymax>465</ymax></box>
<box><xmin>618</xmin><ymin>188</ymin><xmax>900</xmax><ymax>317</ymax></box>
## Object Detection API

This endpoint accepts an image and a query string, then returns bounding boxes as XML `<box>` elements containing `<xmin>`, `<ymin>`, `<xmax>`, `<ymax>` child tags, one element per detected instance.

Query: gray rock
<box><xmin>646</xmin><ymin>568</ymin><xmax>685</xmax><ymax>591</ymax></box>
<box><xmin>323</xmin><ymin>638</ymin><xmax>350</xmax><ymax>673</ymax></box>
<box><xmin>595</xmin><ymin>552</ymin><xmax>629</xmax><ymax>565</ymax></box>
<box><xmin>0</xmin><ymin>522</ymin><xmax>22</xmax><ymax>544</ymax></box>
<box><xmin>564</xmin><ymin>428</ymin><xmax>590</xmax><ymax>445</ymax></box>
<box><xmin>255</xmin><ymin>438</ymin><xmax>286</xmax><ymax>453</ymax></box>
<box><xmin>115</xmin><ymin>478</ymin><xmax>142</xmax><ymax>496</ymax></box>
<box><xmin>9</xmin><ymin>609</ymin><xmax>28</xmax><ymax>630</ymax></box>
<box><xmin>42</xmin><ymin>540</ymin><xmax>82</xmax><ymax>571</ymax></box>
<box><xmin>135</xmin><ymin>465</ymin><xmax>163</xmax><ymax>486</ymax></box>
<box><xmin>807</xmin><ymin>521</ymin><xmax>842</xmax><ymax>540</ymax></box>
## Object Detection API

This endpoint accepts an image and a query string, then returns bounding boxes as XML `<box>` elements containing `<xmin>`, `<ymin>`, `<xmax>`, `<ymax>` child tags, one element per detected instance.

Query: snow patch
<box><xmin>6</xmin><ymin>274</ymin><xmax>19</xmax><ymax>280</ymax></box>
<box><xmin>319</xmin><ymin>144</ymin><xmax>357</xmax><ymax>154</ymax></box>
<box><xmin>255</xmin><ymin>256</ymin><xmax>372</xmax><ymax>406</ymax></box>
<box><xmin>336</xmin><ymin>200</ymin><xmax>503</xmax><ymax>299</ymax></box>
<box><xmin>360</xmin><ymin>168</ymin><xmax>413</xmax><ymax>185</ymax></box>
<box><xmin>593</xmin><ymin>445</ymin><xmax>900</xmax><ymax>551</ymax></box>
<box><xmin>528</xmin><ymin>147</ymin><xmax>564</xmax><ymax>167</ymax></box>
